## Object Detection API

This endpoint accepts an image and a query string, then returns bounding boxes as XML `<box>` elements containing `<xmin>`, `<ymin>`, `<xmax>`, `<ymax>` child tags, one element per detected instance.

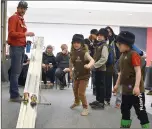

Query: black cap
<box><xmin>18</xmin><ymin>1</ymin><xmax>28</xmax><ymax>9</ymax></box>
<box><xmin>116</xmin><ymin>31</ymin><xmax>135</xmax><ymax>47</ymax></box>
<box><xmin>90</xmin><ymin>29</ymin><xmax>98</xmax><ymax>35</ymax></box>
<box><xmin>72</xmin><ymin>34</ymin><xmax>84</xmax><ymax>44</ymax></box>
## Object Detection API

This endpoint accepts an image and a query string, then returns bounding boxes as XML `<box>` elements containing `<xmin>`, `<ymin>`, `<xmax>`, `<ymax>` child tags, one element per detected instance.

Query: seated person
<box><xmin>55</xmin><ymin>44</ymin><xmax>70</xmax><ymax>90</ymax></box>
<box><xmin>42</xmin><ymin>45</ymin><xmax>57</xmax><ymax>88</ymax></box>
<box><xmin>8</xmin><ymin>54</ymin><xmax>29</xmax><ymax>86</ymax></box>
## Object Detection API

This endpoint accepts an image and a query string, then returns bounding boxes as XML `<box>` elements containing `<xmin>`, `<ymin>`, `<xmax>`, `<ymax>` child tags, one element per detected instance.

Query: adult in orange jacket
<box><xmin>8</xmin><ymin>1</ymin><xmax>35</xmax><ymax>102</ymax></box>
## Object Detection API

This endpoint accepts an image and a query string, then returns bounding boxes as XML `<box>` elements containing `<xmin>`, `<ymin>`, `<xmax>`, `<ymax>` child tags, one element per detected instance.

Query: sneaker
<box><xmin>141</xmin><ymin>123</ymin><xmax>150</xmax><ymax>128</ymax></box>
<box><xmin>147</xmin><ymin>91</ymin><xmax>152</xmax><ymax>95</ymax></box>
<box><xmin>60</xmin><ymin>86</ymin><xmax>64</xmax><ymax>90</ymax></box>
<box><xmin>89</xmin><ymin>101</ymin><xmax>99</xmax><ymax>106</ymax></box>
<box><xmin>70</xmin><ymin>103</ymin><xmax>80</xmax><ymax>109</ymax></box>
<box><xmin>81</xmin><ymin>108</ymin><xmax>89</xmax><ymax>116</ymax></box>
<box><xmin>115</xmin><ymin>104</ymin><xmax>121</xmax><ymax>109</ymax></box>
<box><xmin>104</xmin><ymin>101</ymin><xmax>110</xmax><ymax>106</ymax></box>
<box><xmin>10</xmin><ymin>96</ymin><xmax>23</xmax><ymax>103</ymax></box>
<box><xmin>91</xmin><ymin>103</ymin><xmax>104</xmax><ymax>109</ymax></box>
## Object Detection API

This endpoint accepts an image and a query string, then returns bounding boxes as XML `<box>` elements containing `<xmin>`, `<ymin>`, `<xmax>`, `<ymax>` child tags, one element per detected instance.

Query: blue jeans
<box><xmin>10</xmin><ymin>46</ymin><xmax>25</xmax><ymax>98</ymax></box>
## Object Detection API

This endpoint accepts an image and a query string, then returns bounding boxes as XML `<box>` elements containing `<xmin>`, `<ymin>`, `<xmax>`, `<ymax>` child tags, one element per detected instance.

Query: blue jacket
<box><xmin>132</xmin><ymin>45</ymin><xmax>144</xmax><ymax>56</ymax></box>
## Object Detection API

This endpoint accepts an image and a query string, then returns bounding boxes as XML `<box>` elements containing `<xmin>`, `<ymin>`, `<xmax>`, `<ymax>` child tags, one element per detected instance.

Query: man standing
<box><xmin>7</xmin><ymin>1</ymin><xmax>35</xmax><ymax>102</ymax></box>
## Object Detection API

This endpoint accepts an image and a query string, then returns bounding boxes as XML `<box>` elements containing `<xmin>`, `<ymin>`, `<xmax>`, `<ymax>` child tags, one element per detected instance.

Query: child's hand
<box><xmin>133</xmin><ymin>87</ymin><xmax>140</xmax><ymax>96</ymax></box>
<box><xmin>63</xmin><ymin>68</ymin><xmax>70</xmax><ymax>72</ymax></box>
<box><xmin>42</xmin><ymin>64</ymin><xmax>46</xmax><ymax>68</ymax></box>
<box><xmin>113</xmin><ymin>85</ymin><xmax>118</xmax><ymax>93</ymax></box>
<box><xmin>84</xmin><ymin>64</ymin><xmax>90</xmax><ymax>69</ymax></box>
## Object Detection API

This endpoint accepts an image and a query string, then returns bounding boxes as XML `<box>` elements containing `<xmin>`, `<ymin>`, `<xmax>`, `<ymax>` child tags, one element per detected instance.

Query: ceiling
<box><xmin>7</xmin><ymin>1</ymin><xmax>152</xmax><ymax>27</ymax></box>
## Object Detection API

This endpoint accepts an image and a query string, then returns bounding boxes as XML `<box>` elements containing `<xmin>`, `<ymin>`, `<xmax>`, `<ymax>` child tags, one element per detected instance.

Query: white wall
<box><xmin>25</xmin><ymin>23</ymin><xmax>120</xmax><ymax>57</ymax></box>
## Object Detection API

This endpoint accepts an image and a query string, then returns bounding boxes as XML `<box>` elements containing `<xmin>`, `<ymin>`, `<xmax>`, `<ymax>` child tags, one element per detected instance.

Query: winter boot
<box><xmin>120</xmin><ymin>119</ymin><xmax>132</xmax><ymax>128</ymax></box>
<box><xmin>141</xmin><ymin>123</ymin><xmax>150</xmax><ymax>128</ymax></box>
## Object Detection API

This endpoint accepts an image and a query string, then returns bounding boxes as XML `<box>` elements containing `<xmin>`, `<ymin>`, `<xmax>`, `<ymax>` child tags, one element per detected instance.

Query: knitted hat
<box><xmin>116</xmin><ymin>31</ymin><xmax>135</xmax><ymax>47</ymax></box>
<box><xmin>97</xmin><ymin>28</ymin><xmax>109</xmax><ymax>39</ymax></box>
<box><xmin>72</xmin><ymin>34</ymin><xmax>84</xmax><ymax>44</ymax></box>
<box><xmin>90</xmin><ymin>29</ymin><xmax>98</xmax><ymax>35</ymax></box>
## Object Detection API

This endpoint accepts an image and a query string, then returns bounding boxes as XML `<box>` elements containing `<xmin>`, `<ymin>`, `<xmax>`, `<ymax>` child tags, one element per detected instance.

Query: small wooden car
<box><xmin>23</xmin><ymin>92</ymin><xmax>29</xmax><ymax>105</ymax></box>
<box><xmin>30</xmin><ymin>94</ymin><xmax>37</xmax><ymax>107</ymax></box>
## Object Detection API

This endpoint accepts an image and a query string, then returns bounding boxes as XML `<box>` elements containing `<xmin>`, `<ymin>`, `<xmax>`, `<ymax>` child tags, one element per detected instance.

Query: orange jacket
<box><xmin>7</xmin><ymin>12</ymin><xmax>27</xmax><ymax>47</ymax></box>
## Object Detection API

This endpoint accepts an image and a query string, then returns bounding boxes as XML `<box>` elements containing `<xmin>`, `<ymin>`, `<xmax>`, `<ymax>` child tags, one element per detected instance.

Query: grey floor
<box><xmin>2</xmin><ymin>82</ymin><xmax>152</xmax><ymax>128</ymax></box>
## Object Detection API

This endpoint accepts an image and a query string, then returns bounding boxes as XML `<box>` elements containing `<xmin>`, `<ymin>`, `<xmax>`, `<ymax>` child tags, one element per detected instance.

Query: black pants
<box><xmin>91</xmin><ymin>71</ymin><xmax>96</xmax><ymax>95</ymax></box>
<box><xmin>95</xmin><ymin>71</ymin><xmax>105</xmax><ymax>104</ymax></box>
<box><xmin>113</xmin><ymin>71</ymin><xmax>118</xmax><ymax>87</ymax></box>
<box><xmin>121</xmin><ymin>93</ymin><xmax>149</xmax><ymax>125</ymax></box>
<box><xmin>42</xmin><ymin>67</ymin><xmax>56</xmax><ymax>84</ymax></box>
<box><xmin>104</xmin><ymin>71</ymin><xmax>113</xmax><ymax>102</ymax></box>
<box><xmin>55</xmin><ymin>68</ymin><xmax>67</xmax><ymax>86</ymax></box>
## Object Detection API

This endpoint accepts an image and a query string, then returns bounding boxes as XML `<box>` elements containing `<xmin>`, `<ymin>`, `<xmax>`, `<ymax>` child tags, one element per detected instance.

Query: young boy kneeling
<box><xmin>69</xmin><ymin>34</ymin><xmax>94</xmax><ymax>116</ymax></box>
<box><xmin>113</xmin><ymin>31</ymin><xmax>150</xmax><ymax>128</ymax></box>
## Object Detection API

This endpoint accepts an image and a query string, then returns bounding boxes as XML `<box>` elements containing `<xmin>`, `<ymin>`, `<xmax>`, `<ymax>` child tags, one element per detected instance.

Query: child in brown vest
<box><xmin>113</xmin><ymin>31</ymin><xmax>150</xmax><ymax>128</ymax></box>
<box><xmin>69</xmin><ymin>34</ymin><xmax>94</xmax><ymax>116</ymax></box>
<box><xmin>89</xmin><ymin>28</ymin><xmax>109</xmax><ymax>109</ymax></box>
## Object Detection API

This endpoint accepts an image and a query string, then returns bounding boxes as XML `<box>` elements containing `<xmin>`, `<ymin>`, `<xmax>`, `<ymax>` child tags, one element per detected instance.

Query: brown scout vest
<box><xmin>119</xmin><ymin>50</ymin><xmax>145</xmax><ymax>95</ymax></box>
<box><xmin>93</xmin><ymin>43</ymin><xmax>107</xmax><ymax>71</ymax></box>
<box><xmin>71</xmin><ymin>49</ymin><xmax>90</xmax><ymax>80</ymax></box>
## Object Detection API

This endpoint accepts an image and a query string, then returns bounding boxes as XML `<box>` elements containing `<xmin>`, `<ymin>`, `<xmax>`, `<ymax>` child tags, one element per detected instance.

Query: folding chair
<box><xmin>55</xmin><ymin>72</ymin><xmax>70</xmax><ymax>89</ymax></box>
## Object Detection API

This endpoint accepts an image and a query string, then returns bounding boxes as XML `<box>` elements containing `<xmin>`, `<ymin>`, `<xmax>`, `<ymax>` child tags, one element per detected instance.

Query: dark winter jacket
<box><xmin>105</xmin><ymin>26</ymin><xmax>121</xmax><ymax>61</ymax></box>
<box><xmin>84</xmin><ymin>38</ymin><xmax>98</xmax><ymax>57</ymax></box>
<box><xmin>42</xmin><ymin>52</ymin><xmax>57</xmax><ymax>68</ymax></box>
<box><xmin>56</xmin><ymin>52</ymin><xmax>70</xmax><ymax>69</ymax></box>
<box><xmin>114</xmin><ymin>59</ymin><xmax>120</xmax><ymax>74</ymax></box>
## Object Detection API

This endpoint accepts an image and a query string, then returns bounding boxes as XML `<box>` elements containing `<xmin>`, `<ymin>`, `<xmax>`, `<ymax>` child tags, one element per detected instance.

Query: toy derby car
<box><xmin>30</xmin><ymin>94</ymin><xmax>37</xmax><ymax>107</ymax></box>
<box><xmin>23</xmin><ymin>92</ymin><xmax>29</xmax><ymax>105</ymax></box>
